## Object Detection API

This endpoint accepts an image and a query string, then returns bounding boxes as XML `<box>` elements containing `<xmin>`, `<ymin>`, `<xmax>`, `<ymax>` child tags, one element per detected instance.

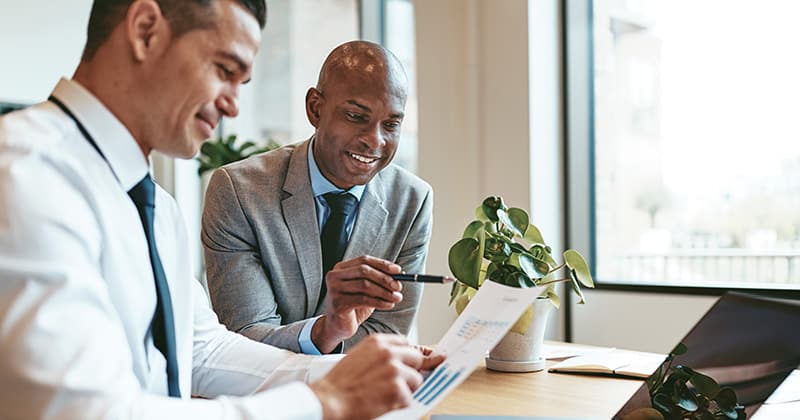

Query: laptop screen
<box><xmin>614</xmin><ymin>292</ymin><xmax>800</xmax><ymax>419</ymax></box>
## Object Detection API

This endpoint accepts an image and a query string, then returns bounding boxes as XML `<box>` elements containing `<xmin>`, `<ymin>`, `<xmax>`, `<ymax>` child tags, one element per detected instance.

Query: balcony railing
<box><xmin>603</xmin><ymin>250</ymin><xmax>800</xmax><ymax>287</ymax></box>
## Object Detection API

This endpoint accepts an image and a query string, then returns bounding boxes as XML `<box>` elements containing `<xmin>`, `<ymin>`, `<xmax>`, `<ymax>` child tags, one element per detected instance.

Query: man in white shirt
<box><xmin>0</xmin><ymin>1</ymin><xmax>442</xmax><ymax>419</ymax></box>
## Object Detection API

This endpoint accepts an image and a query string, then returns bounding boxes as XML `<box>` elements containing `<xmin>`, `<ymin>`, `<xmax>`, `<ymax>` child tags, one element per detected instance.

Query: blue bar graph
<box><xmin>412</xmin><ymin>363</ymin><xmax>466</xmax><ymax>407</ymax></box>
<box><xmin>415</xmin><ymin>365</ymin><xmax>452</xmax><ymax>403</ymax></box>
<box><xmin>422</xmin><ymin>368</ymin><xmax>464</xmax><ymax>406</ymax></box>
<box><xmin>413</xmin><ymin>363</ymin><xmax>448</xmax><ymax>399</ymax></box>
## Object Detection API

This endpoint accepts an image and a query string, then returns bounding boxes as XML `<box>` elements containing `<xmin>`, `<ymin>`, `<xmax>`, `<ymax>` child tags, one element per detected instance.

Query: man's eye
<box><xmin>384</xmin><ymin>121</ymin><xmax>401</xmax><ymax>131</ymax></box>
<box><xmin>346</xmin><ymin>112</ymin><xmax>366</xmax><ymax>122</ymax></box>
<box><xmin>218</xmin><ymin>64</ymin><xmax>234</xmax><ymax>79</ymax></box>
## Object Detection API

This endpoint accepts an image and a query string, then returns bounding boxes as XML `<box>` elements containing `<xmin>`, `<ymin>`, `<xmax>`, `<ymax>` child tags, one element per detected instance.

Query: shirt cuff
<box><xmin>298</xmin><ymin>316</ymin><xmax>344</xmax><ymax>355</ymax></box>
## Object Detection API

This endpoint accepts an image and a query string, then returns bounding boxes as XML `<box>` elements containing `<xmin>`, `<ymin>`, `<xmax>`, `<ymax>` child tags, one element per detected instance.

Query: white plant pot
<box><xmin>486</xmin><ymin>298</ymin><xmax>553</xmax><ymax>372</ymax></box>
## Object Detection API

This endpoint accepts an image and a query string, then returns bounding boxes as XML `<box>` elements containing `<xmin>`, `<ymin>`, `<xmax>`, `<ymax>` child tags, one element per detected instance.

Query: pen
<box><xmin>392</xmin><ymin>274</ymin><xmax>455</xmax><ymax>284</ymax></box>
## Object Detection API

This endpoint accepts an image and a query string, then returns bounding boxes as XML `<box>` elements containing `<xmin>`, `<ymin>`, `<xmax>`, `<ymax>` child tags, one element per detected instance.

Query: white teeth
<box><xmin>349</xmin><ymin>153</ymin><xmax>377</xmax><ymax>164</ymax></box>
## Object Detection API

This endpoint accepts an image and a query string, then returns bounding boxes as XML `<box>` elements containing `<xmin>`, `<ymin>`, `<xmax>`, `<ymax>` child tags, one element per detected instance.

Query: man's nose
<box><xmin>361</xmin><ymin>123</ymin><xmax>385</xmax><ymax>149</ymax></box>
<box><xmin>216</xmin><ymin>92</ymin><xmax>239</xmax><ymax>118</ymax></box>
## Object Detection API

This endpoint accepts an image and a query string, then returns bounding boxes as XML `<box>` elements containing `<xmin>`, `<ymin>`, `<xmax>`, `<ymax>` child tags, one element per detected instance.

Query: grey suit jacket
<box><xmin>201</xmin><ymin>139</ymin><xmax>433</xmax><ymax>353</ymax></box>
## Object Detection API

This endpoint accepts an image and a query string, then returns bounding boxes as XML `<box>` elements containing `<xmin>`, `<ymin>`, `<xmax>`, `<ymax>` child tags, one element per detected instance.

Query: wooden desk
<box><xmin>424</xmin><ymin>347</ymin><xmax>644</xmax><ymax>419</ymax></box>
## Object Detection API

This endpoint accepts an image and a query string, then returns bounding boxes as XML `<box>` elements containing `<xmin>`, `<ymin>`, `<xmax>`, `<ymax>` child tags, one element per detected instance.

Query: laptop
<box><xmin>614</xmin><ymin>292</ymin><xmax>800</xmax><ymax>419</ymax></box>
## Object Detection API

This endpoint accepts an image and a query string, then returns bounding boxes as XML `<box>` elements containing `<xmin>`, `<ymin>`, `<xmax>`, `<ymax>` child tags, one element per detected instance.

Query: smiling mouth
<box><xmin>348</xmin><ymin>152</ymin><xmax>379</xmax><ymax>164</ymax></box>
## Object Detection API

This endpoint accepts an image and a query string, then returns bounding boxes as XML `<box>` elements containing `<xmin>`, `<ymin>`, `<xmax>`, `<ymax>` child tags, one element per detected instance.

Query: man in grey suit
<box><xmin>202</xmin><ymin>40</ymin><xmax>432</xmax><ymax>354</ymax></box>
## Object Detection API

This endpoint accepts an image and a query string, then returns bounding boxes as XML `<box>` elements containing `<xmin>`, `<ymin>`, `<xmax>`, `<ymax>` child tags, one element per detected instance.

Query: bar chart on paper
<box><xmin>378</xmin><ymin>281</ymin><xmax>545</xmax><ymax>420</ymax></box>
<box><xmin>413</xmin><ymin>364</ymin><xmax>466</xmax><ymax>406</ymax></box>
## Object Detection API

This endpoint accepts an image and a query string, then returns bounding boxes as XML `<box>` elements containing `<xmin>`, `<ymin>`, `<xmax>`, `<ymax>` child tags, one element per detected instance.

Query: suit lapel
<box><xmin>281</xmin><ymin>140</ymin><xmax>323</xmax><ymax>316</ymax></box>
<box><xmin>344</xmin><ymin>173</ymin><xmax>388</xmax><ymax>261</ymax></box>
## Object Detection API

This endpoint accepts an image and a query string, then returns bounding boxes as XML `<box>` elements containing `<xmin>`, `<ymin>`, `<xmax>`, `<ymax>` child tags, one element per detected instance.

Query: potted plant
<box><xmin>197</xmin><ymin>134</ymin><xmax>280</xmax><ymax>176</ymax></box>
<box><xmin>448</xmin><ymin>196</ymin><xmax>594</xmax><ymax>372</ymax></box>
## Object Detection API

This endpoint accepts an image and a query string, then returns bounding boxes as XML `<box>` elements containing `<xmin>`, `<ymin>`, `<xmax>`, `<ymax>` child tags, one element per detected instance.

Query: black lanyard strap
<box><xmin>48</xmin><ymin>95</ymin><xmax>120</xmax><ymax>183</ymax></box>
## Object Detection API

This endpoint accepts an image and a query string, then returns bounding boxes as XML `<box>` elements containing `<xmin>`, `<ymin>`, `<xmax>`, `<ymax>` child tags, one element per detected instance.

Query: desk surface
<box><xmin>424</xmin><ymin>345</ymin><xmax>644</xmax><ymax>419</ymax></box>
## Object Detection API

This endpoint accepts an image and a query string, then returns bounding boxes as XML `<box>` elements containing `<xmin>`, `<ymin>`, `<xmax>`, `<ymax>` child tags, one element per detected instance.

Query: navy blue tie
<box><xmin>320</xmin><ymin>192</ymin><xmax>358</xmax><ymax>297</ymax></box>
<box><xmin>128</xmin><ymin>174</ymin><xmax>181</xmax><ymax>397</ymax></box>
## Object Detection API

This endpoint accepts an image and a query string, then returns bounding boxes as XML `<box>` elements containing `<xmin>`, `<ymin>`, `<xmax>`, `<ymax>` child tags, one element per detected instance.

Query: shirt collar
<box><xmin>51</xmin><ymin>78</ymin><xmax>149</xmax><ymax>192</ymax></box>
<box><xmin>307</xmin><ymin>137</ymin><xmax>365</xmax><ymax>201</ymax></box>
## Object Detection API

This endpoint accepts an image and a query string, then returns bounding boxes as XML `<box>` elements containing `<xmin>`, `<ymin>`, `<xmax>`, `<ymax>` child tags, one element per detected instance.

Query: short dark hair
<box><xmin>82</xmin><ymin>0</ymin><xmax>267</xmax><ymax>60</ymax></box>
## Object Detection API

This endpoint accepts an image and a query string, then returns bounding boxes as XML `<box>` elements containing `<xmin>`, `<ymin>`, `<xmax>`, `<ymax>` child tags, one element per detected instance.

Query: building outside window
<box><xmin>590</xmin><ymin>0</ymin><xmax>800</xmax><ymax>290</ymax></box>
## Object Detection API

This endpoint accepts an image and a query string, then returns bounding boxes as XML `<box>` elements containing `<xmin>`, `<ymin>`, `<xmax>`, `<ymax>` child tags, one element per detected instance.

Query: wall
<box><xmin>571</xmin><ymin>290</ymin><xmax>716</xmax><ymax>353</ymax></box>
<box><xmin>414</xmin><ymin>0</ymin><xmax>537</xmax><ymax>345</ymax></box>
<box><xmin>0</xmin><ymin>0</ymin><xmax>91</xmax><ymax>103</ymax></box>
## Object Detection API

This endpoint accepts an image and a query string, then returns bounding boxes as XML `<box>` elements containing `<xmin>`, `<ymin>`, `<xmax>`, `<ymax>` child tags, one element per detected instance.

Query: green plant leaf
<box><xmin>497</xmin><ymin>208</ymin><xmax>528</xmax><ymax>237</ymax></box>
<box><xmin>715</xmin><ymin>388</ymin><xmax>741</xmax><ymax>418</ymax></box>
<box><xmin>524</xmin><ymin>223</ymin><xmax>545</xmax><ymax>244</ymax></box>
<box><xmin>481</xmin><ymin>196</ymin><xmax>505</xmax><ymax>222</ymax></box>
<box><xmin>519</xmin><ymin>254</ymin><xmax>538</xmax><ymax>278</ymax></box>
<box><xmin>462</xmin><ymin>220</ymin><xmax>484</xmax><ymax>238</ymax></box>
<box><xmin>676</xmin><ymin>387</ymin><xmax>699</xmax><ymax>411</ymax></box>
<box><xmin>510</xmin><ymin>303</ymin><xmax>534</xmax><ymax>334</ymax></box>
<box><xmin>475</xmin><ymin>205</ymin><xmax>489</xmax><ymax>222</ymax></box>
<box><xmin>671</xmin><ymin>343</ymin><xmax>688</xmax><ymax>356</ymax></box>
<box><xmin>508</xmin><ymin>242</ymin><xmax>528</xmax><ymax>255</ymax></box>
<box><xmin>448</xmin><ymin>238</ymin><xmax>481</xmax><ymax>288</ymax></box>
<box><xmin>529</xmin><ymin>245</ymin><xmax>552</xmax><ymax>275</ymax></box>
<box><xmin>564</xmin><ymin>249</ymin><xmax>594</xmax><ymax>288</ymax></box>
<box><xmin>690</xmin><ymin>371</ymin><xmax>720</xmax><ymax>398</ymax></box>
<box><xmin>568</xmin><ymin>269</ymin><xmax>586</xmax><ymax>304</ymax></box>
<box><xmin>484</xmin><ymin>237</ymin><xmax>512</xmax><ymax>263</ymax></box>
<box><xmin>542</xmin><ymin>284</ymin><xmax>560</xmax><ymax>309</ymax></box>
<box><xmin>454</xmin><ymin>286</ymin><xmax>476</xmax><ymax>314</ymax></box>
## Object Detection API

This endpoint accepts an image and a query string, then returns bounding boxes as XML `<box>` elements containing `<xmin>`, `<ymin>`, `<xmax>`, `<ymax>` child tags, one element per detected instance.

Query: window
<box><xmin>383</xmin><ymin>0</ymin><xmax>418</xmax><ymax>173</ymax></box>
<box><xmin>568</xmin><ymin>0</ymin><xmax>800</xmax><ymax>291</ymax></box>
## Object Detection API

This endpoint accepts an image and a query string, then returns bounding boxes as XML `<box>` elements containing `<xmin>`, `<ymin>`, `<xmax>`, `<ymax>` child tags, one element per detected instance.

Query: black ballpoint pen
<box><xmin>392</xmin><ymin>274</ymin><xmax>454</xmax><ymax>284</ymax></box>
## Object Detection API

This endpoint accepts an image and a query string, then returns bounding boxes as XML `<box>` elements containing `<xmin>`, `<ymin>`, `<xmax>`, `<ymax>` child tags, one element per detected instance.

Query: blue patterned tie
<box><xmin>128</xmin><ymin>174</ymin><xmax>181</xmax><ymax>397</ymax></box>
<box><xmin>320</xmin><ymin>192</ymin><xmax>358</xmax><ymax>298</ymax></box>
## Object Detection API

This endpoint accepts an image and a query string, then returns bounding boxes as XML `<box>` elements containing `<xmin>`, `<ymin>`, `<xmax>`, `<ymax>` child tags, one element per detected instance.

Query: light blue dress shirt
<box><xmin>298</xmin><ymin>138</ymin><xmax>366</xmax><ymax>354</ymax></box>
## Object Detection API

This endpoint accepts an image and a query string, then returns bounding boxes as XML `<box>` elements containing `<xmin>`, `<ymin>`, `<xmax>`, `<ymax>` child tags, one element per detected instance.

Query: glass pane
<box><xmin>593</xmin><ymin>0</ymin><xmax>800</xmax><ymax>289</ymax></box>
<box><xmin>222</xmin><ymin>0</ymin><xmax>359</xmax><ymax>144</ymax></box>
<box><xmin>384</xmin><ymin>0</ymin><xmax>418</xmax><ymax>173</ymax></box>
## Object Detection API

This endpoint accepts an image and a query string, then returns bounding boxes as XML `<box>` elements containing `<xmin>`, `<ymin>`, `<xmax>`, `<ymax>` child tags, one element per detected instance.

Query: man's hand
<box><xmin>309</xmin><ymin>334</ymin><xmax>446</xmax><ymax>420</ymax></box>
<box><xmin>312</xmin><ymin>256</ymin><xmax>403</xmax><ymax>353</ymax></box>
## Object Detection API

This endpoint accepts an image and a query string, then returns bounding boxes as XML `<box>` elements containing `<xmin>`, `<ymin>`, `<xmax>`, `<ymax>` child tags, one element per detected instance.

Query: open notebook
<box><xmin>548</xmin><ymin>348</ymin><xmax>665</xmax><ymax>379</ymax></box>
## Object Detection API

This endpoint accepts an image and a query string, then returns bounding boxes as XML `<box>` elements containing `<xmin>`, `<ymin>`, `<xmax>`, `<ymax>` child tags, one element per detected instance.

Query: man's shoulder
<box><xmin>0</xmin><ymin>102</ymin><xmax>71</xmax><ymax>154</ymax></box>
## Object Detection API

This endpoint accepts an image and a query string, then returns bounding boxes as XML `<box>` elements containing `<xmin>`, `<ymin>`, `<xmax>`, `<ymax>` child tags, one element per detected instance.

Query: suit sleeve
<box><xmin>343</xmin><ymin>185</ymin><xmax>433</xmax><ymax>349</ymax></box>
<box><xmin>201</xmin><ymin>168</ymin><xmax>310</xmax><ymax>353</ymax></box>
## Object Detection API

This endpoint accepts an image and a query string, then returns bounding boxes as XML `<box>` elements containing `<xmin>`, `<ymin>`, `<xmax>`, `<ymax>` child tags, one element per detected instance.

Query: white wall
<box><xmin>0</xmin><ymin>0</ymin><xmax>91</xmax><ymax>103</ymax></box>
<box><xmin>571</xmin><ymin>291</ymin><xmax>716</xmax><ymax>353</ymax></box>
<box><xmin>414</xmin><ymin>0</ymin><xmax>537</xmax><ymax>345</ymax></box>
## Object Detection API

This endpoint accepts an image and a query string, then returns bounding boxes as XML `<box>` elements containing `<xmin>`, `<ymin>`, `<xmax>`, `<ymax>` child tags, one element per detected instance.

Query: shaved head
<box><xmin>316</xmin><ymin>40</ymin><xmax>408</xmax><ymax>100</ymax></box>
<box><xmin>305</xmin><ymin>40</ymin><xmax>409</xmax><ymax>189</ymax></box>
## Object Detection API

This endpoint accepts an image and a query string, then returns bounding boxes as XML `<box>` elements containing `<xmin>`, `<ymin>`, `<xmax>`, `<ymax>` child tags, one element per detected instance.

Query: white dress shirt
<box><xmin>0</xmin><ymin>79</ymin><xmax>342</xmax><ymax>420</ymax></box>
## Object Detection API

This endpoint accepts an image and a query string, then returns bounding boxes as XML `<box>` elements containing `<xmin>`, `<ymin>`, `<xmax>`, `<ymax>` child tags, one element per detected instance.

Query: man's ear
<box><xmin>126</xmin><ymin>0</ymin><xmax>170</xmax><ymax>62</ymax></box>
<box><xmin>305</xmin><ymin>87</ymin><xmax>323</xmax><ymax>128</ymax></box>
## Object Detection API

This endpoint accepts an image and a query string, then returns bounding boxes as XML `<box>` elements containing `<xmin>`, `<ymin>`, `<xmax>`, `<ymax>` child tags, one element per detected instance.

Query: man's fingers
<box><xmin>334</xmin><ymin>255</ymin><xmax>403</xmax><ymax>276</ymax></box>
<box><xmin>420</xmin><ymin>351</ymin><xmax>446</xmax><ymax>371</ymax></box>
<box><xmin>327</xmin><ymin>262</ymin><xmax>402</xmax><ymax>293</ymax></box>
<box><xmin>331</xmin><ymin>293</ymin><xmax>398</xmax><ymax>311</ymax></box>
<box><xmin>330</xmin><ymin>277</ymin><xmax>403</xmax><ymax>303</ymax></box>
